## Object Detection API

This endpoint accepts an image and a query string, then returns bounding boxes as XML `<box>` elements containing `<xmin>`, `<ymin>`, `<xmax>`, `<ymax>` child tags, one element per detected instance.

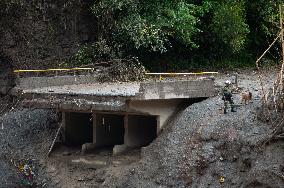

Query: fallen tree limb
<box><xmin>47</xmin><ymin>123</ymin><xmax>63</xmax><ymax>157</ymax></box>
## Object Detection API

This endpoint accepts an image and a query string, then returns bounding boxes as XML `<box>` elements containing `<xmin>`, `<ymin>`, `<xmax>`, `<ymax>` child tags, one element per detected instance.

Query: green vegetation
<box><xmin>0</xmin><ymin>0</ymin><xmax>282</xmax><ymax>71</ymax></box>
<box><xmin>76</xmin><ymin>0</ymin><xmax>281</xmax><ymax>71</ymax></box>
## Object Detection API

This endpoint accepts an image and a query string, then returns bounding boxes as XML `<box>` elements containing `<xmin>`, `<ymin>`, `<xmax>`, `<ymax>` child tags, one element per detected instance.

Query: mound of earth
<box><xmin>100</xmin><ymin>96</ymin><xmax>284</xmax><ymax>188</ymax></box>
<box><xmin>98</xmin><ymin>70</ymin><xmax>284</xmax><ymax>188</ymax></box>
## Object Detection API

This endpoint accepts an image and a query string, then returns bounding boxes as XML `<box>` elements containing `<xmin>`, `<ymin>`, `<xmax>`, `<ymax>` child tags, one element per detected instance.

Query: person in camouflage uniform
<box><xmin>222</xmin><ymin>80</ymin><xmax>236</xmax><ymax>114</ymax></box>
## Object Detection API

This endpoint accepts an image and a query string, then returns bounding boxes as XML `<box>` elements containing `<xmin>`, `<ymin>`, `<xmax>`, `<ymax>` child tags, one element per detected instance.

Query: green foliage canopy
<box><xmin>210</xmin><ymin>0</ymin><xmax>249</xmax><ymax>53</ymax></box>
<box><xmin>92</xmin><ymin>0</ymin><xmax>208</xmax><ymax>53</ymax></box>
<box><xmin>2</xmin><ymin>0</ymin><xmax>280</xmax><ymax>68</ymax></box>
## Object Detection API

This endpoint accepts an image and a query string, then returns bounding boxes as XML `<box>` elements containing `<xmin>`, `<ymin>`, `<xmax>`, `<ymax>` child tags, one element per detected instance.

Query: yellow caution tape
<box><xmin>14</xmin><ymin>69</ymin><xmax>218</xmax><ymax>77</ymax></box>
<box><xmin>146</xmin><ymin>72</ymin><xmax>218</xmax><ymax>76</ymax></box>
<box><xmin>14</xmin><ymin>68</ymin><xmax>95</xmax><ymax>73</ymax></box>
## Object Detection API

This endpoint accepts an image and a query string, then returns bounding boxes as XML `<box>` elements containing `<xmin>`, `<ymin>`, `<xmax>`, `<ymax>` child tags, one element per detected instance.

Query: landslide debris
<box><xmin>97</xmin><ymin>58</ymin><xmax>148</xmax><ymax>83</ymax></box>
<box><xmin>100</xmin><ymin>96</ymin><xmax>284</xmax><ymax>188</ymax></box>
<box><xmin>0</xmin><ymin>70</ymin><xmax>283</xmax><ymax>188</ymax></box>
<box><xmin>97</xmin><ymin>71</ymin><xmax>284</xmax><ymax>188</ymax></box>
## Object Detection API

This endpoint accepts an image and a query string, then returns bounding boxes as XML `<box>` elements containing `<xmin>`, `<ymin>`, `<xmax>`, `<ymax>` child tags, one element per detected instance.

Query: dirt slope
<box><xmin>101</xmin><ymin>96</ymin><xmax>283</xmax><ymax>187</ymax></box>
<box><xmin>99</xmin><ymin>70</ymin><xmax>284</xmax><ymax>188</ymax></box>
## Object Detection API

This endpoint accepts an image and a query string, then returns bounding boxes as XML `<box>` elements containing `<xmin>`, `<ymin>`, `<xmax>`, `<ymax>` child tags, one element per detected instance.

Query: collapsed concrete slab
<box><xmin>15</xmin><ymin>76</ymin><xmax>217</xmax><ymax>149</ymax></box>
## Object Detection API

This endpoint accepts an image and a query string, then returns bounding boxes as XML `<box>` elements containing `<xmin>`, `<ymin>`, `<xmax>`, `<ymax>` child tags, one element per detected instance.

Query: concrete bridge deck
<box><xmin>14</xmin><ymin>76</ymin><xmax>217</xmax><ymax>151</ymax></box>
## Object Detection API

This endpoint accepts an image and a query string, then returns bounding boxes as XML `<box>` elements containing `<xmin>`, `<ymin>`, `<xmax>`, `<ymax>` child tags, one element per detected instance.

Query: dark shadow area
<box><xmin>127</xmin><ymin>115</ymin><xmax>157</xmax><ymax>147</ymax></box>
<box><xmin>65</xmin><ymin>112</ymin><xmax>93</xmax><ymax>146</ymax></box>
<box><xmin>95</xmin><ymin>114</ymin><xmax>125</xmax><ymax>147</ymax></box>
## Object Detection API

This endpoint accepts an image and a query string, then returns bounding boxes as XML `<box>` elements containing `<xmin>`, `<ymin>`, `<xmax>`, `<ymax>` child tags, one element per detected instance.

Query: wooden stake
<box><xmin>47</xmin><ymin>123</ymin><xmax>63</xmax><ymax>157</ymax></box>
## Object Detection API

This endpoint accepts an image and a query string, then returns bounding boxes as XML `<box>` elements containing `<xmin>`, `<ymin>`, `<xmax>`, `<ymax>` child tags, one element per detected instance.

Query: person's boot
<box><xmin>231</xmin><ymin>107</ymin><xmax>236</xmax><ymax>112</ymax></box>
<box><xmin>224</xmin><ymin>108</ymin><xmax>227</xmax><ymax>114</ymax></box>
<box><xmin>224</xmin><ymin>101</ymin><xmax>228</xmax><ymax>114</ymax></box>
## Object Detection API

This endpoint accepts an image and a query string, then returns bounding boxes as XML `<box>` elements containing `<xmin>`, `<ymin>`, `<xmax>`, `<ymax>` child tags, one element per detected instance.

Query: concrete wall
<box><xmin>124</xmin><ymin>115</ymin><xmax>157</xmax><ymax>147</ymax></box>
<box><xmin>138</xmin><ymin>79</ymin><xmax>216</xmax><ymax>100</ymax></box>
<box><xmin>129</xmin><ymin>99</ymin><xmax>183</xmax><ymax>131</ymax></box>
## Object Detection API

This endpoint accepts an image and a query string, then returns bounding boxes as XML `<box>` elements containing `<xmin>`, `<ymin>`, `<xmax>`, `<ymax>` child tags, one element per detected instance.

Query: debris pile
<box><xmin>97</xmin><ymin>58</ymin><xmax>148</xmax><ymax>82</ymax></box>
<box><xmin>255</xmin><ymin>5</ymin><xmax>284</xmax><ymax>140</ymax></box>
<box><xmin>256</xmin><ymin>67</ymin><xmax>284</xmax><ymax>142</ymax></box>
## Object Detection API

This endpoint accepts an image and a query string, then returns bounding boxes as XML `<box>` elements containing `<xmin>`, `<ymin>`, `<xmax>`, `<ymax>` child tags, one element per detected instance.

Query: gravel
<box><xmin>0</xmin><ymin>109</ymin><xmax>58</xmax><ymax>187</ymax></box>
<box><xmin>99</xmin><ymin>69</ymin><xmax>284</xmax><ymax>188</ymax></box>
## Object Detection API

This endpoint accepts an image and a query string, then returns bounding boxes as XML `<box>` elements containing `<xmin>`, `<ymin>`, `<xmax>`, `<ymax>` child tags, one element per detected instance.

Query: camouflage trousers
<box><xmin>224</xmin><ymin>98</ymin><xmax>235</xmax><ymax>114</ymax></box>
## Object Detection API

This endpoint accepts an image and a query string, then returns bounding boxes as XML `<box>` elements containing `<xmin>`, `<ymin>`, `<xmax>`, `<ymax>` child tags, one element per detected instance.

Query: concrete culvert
<box><xmin>64</xmin><ymin>112</ymin><xmax>93</xmax><ymax>146</ymax></box>
<box><xmin>0</xmin><ymin>52</ymin><xmax>15</xmax><ymax>96</ymax></box>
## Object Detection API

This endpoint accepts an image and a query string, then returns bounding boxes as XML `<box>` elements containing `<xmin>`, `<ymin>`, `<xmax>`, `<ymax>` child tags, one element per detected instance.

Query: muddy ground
<box><xmin>0</xmin><ymin>69</ymin><xmax>283</xmax><ymax>188</ymax></box>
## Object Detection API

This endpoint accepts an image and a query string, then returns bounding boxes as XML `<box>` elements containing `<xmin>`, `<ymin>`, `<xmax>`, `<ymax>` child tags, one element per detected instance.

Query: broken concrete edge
<box><xmin>18</xmin><ymin>99</ymin><xmax>188</xmax><ymax>115</ymax></box>
<box><xmin>138</xmin><ymin>78</ymin><xmax>217</xmax><ymax>99</ymax></box>
<box><xmin>112</xmin><ymin>144</ymin><xmax>129</xmax><ymax>155</ymax></box>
